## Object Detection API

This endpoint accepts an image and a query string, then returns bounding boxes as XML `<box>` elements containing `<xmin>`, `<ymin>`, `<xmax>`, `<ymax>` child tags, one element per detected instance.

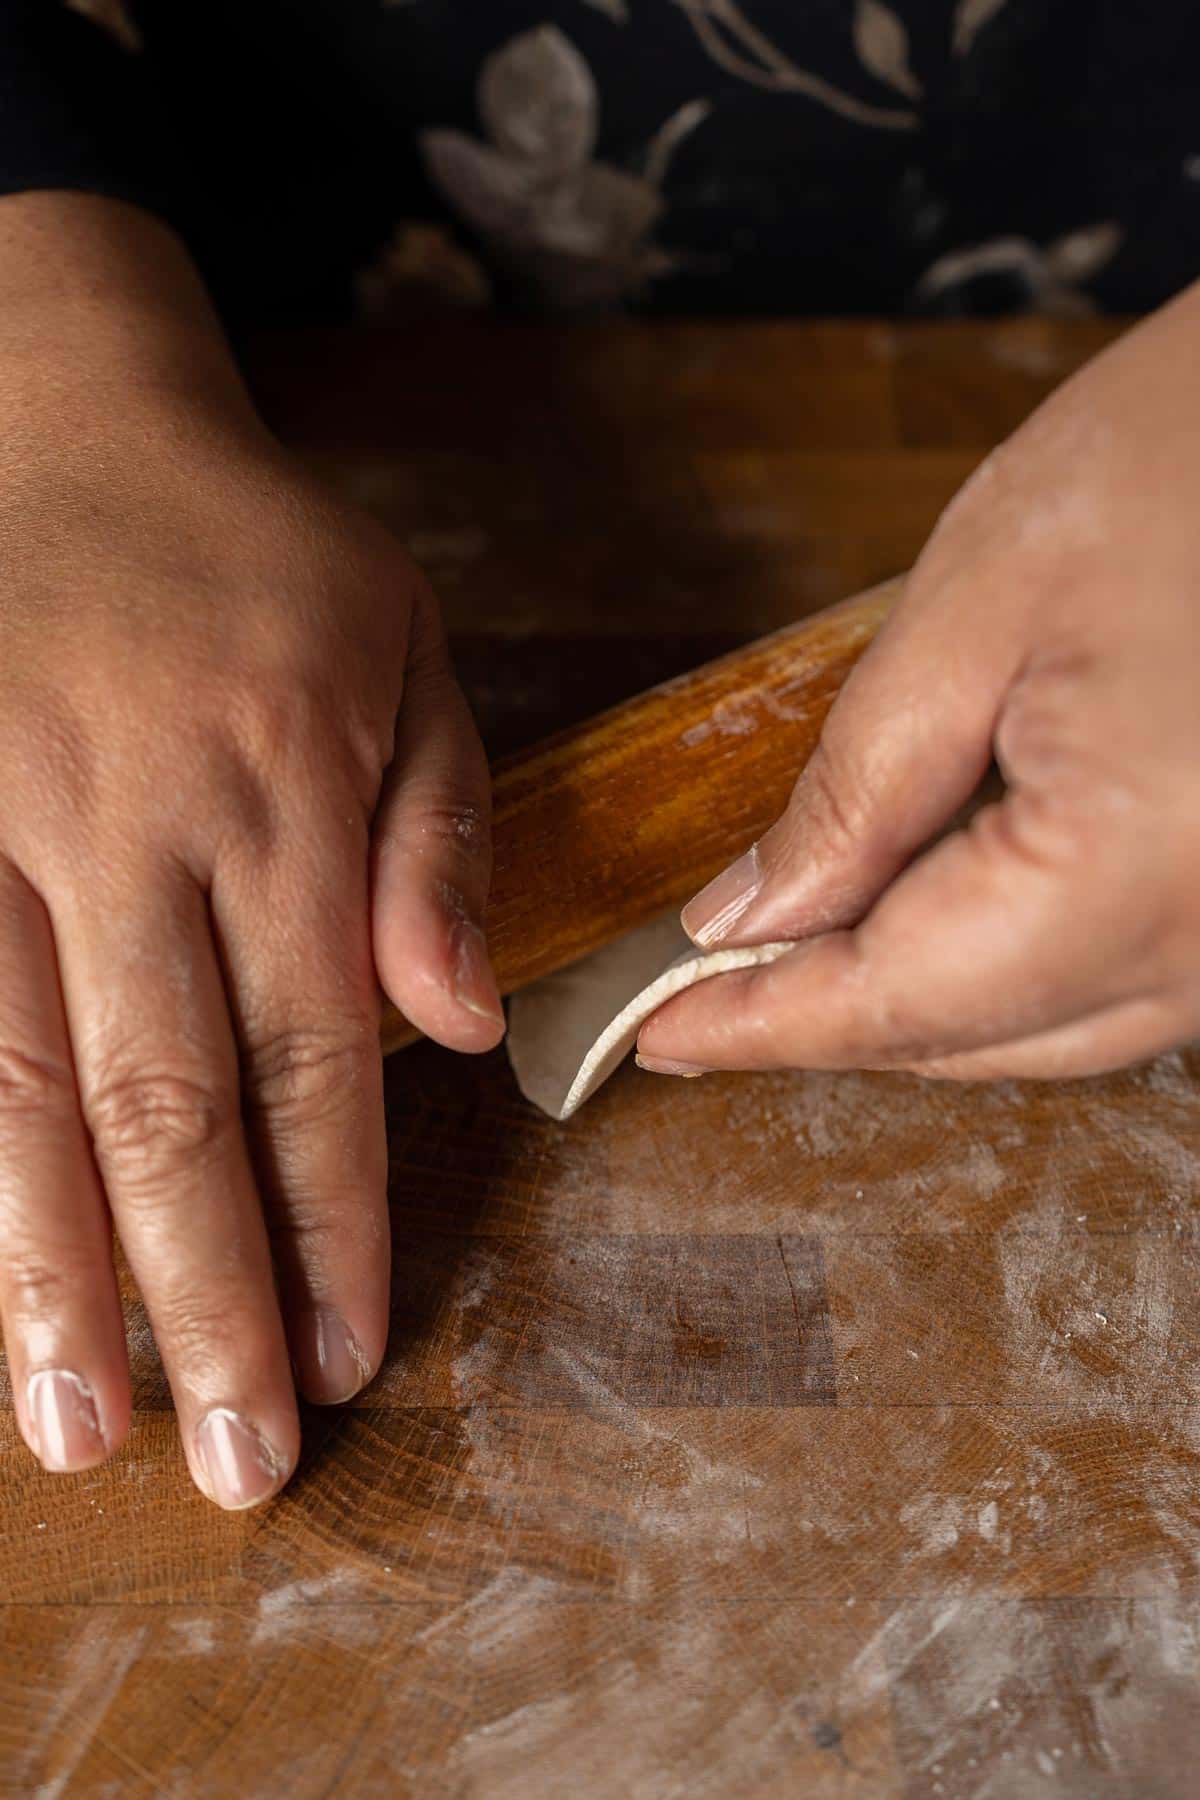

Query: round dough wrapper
<box><xmin>507</xmin><ymin>912</ymin><xmax>794</xmax><ymax>1120</ymax></box>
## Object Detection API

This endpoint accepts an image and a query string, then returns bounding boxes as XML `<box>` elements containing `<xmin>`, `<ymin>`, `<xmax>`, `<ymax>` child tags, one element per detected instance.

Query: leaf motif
<box><xmin>913</xmin><ymin>233</ymin><xmax>1114</xmax><ymax>317</ymax></box>
<box><xmin>581</xmin><ymin>0</ymin><xmax>630</xmax><ymax>21</ymax></box>
<box><xmin>478</xmin><ymin>26</ymin><xmax>597</xmax><ymax>169</ymax></box>
<box><xmin>674</xmin><ymin>0</ymin><xmax>917</xmax><ymax>130</ymax></box>
<box><xmin>538</xmin><ymin>165</ymin><xmax>663</xmax><ymax>258</ymax></box>
<box><xmin>643</xmin><ymin>98</ymin><xmax>712</xmax><ymax>187</ymax></box>
<box><xmin>915</xmin><ymin>237</ymin><xmax>1045</xmax><ymax>301</ymax></box>
<box><xmin>853</xmin><ymin>0</ymin><xmax>922</xmax><ymax>100</ymax></box>
<box><xmin>420</xmin><ymin>129</ymin><xmax>661</xmax><ymax>273</ymax></box>
<box><xmin>952</xmin><ymin>0</ymin><xmax>1010</xmax><ymax>57</ymax></box>
<box><xmin>1044</xmin><ymin>222</ymin><xmax>1123</xmax><ymax>283</ymax></box>
<box><xmin>419</xmin><ymin>131</ymin><xmax>542</xmax><ymax>239</ymax></box>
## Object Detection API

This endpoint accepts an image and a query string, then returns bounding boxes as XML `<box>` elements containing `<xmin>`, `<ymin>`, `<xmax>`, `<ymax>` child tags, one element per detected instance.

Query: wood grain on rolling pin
<box><xmin>381</xmin><ymin>579</ymin><xmax>899</xmax><ymax>1053</ymax></box>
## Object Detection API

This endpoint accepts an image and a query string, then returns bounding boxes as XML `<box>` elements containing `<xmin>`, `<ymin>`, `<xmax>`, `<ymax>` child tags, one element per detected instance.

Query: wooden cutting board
<box><xmin>10</xmin><ymin>317</ymin><xmax>1200</xmax><ymax>1800</ymax></box>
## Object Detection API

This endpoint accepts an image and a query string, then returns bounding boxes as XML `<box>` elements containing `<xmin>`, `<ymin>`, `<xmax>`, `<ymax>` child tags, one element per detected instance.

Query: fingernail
<box><xmin>27</xmin><ymin>1369</ymin><xmax>105</xmax><ymax>1472</ymax></box>
<box><xmin>453</xmin><ymin>919</ymin><xmax>505</xmax><ymax>1027</ymax></box>
<box><xmin>195</xmin><ymin>1408</ymin><xmax>285</xmax><ymax>1510</ymax></box>
<box><xmin>635</xmin><ymin>1054</ymin><xmax>710</xmax><ymax>1077</ymax></box>
<box><xmin>681</xmin><ymin>845</ymin><xmax>761</xmax><ymax>946</ymax></box>
<box><xmin>293</xmin><ymin>1307</ymin><xmax>371</xmax><ymax>1405</ymax></box>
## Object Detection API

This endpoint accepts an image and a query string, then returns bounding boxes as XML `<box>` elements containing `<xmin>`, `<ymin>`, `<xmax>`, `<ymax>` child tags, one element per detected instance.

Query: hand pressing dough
<box><xmin>507</xmin><ymin>910</ymin><xmax>793</xmax><ymax>1120</ymax></box>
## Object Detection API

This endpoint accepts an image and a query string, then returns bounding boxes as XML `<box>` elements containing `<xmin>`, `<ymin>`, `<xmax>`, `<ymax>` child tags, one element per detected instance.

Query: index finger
<box><xmin>638</xmin><ymin>789</ymin><xmax>1160</xmax><ymax>1073</ymax></box>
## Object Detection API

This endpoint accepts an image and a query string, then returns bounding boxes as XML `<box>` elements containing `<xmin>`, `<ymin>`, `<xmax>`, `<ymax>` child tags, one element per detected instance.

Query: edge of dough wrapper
<box><xmin>507</xmin><ymin>913</ymin><xmax>792</xmax><ymax>1120</ymax></box>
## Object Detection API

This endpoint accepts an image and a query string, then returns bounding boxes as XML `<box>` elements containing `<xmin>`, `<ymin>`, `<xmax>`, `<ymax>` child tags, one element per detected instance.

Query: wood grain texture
<box><xmin>6</xmin><ymin>317</ymin><xmax>1199</xmax><ymax>1800</ymax></box>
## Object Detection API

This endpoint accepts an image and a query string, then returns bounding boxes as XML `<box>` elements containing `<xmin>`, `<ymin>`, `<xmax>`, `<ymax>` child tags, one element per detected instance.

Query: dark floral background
<box><xmin>5</xmin><ymin>0</ymin><xmax>1200</xmax><ymax>323</ymax></box>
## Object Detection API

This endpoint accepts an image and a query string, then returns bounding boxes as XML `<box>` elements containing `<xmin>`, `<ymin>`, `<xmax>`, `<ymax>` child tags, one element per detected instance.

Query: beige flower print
<box><xmin>854</xmin><ymin>0</ymin><xmax>922</xmax><ymax>101</ymax></box>
<box><xmin>915</xmin><ymin>223</ymin><xmax>1124</xmax><ymax>316</ymax></box>
<box><xmin>952</xmin><ymin>0</ymin><xmax>1011</xmax><ymax>56</ymax></box>
<box><xmin>672</xmin><ymin>0</ymin><xmax>1017</xmax><ymax>123</ymax></box>
<box><xmin>64</xmin><ymin>0</ymin><xmax>142</xmax><ymax>52</ymax></box>
<box><xmin>419</xmin><ymin>26</ymin><xmax>711</xmax><ymax>309</ymax></box>
<box><xmin>672</xmin><ymin>0</ymin><xmax>917</xmax><ymax>129</ymax></box>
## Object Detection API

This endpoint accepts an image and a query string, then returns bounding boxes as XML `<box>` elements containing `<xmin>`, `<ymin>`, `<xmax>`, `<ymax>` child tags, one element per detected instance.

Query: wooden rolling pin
<box><xmin>381</xmin><ymin>578</ymin><xmax>900</xmax><ymax>1053</ymax></box>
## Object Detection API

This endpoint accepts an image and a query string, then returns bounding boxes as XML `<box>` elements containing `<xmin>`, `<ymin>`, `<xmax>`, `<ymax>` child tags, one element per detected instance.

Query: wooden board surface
<box><xmin>6</xmin><ymin>315</ymin><xmax>1200</xmax><ymax>1800</ymax></box>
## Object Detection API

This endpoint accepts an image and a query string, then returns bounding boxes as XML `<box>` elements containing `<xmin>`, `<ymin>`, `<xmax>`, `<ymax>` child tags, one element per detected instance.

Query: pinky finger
<box><xmin>0</xmin><ymin>863</ymin><xmax>129</xmax><ymax>1471</ymax></box>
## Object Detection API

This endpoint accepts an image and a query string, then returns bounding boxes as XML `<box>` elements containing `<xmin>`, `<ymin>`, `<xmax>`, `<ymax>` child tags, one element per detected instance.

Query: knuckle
<box><xmin>0</xmin><ymin>1247</ymin><xmax>78</xmax><ymax>1322</ymax></box>
<box><xmin>265</xmin><ymin>1194</ymin><xmax>353</xmax><ymax>1264</ymax></box>
<box><xmin>244</xmin><ymin>1021</ymin><xmax>375</xmax><ymax>1122</ymax></box>
<box><xmin>791</xmin><ymin>740</ymin><xmax>871</xmax><ymax>858</ymax></box>
<box><xmin>425</xmin><ymin>798</ymin><xmax>488</xmax><ymax>845</ymax></box>
<box><xmin>971</xmin><ymin>786</ymin><xmax>1125</xmax><ymax>905</ymax></box>
<box><xmin>236</xmin><ymin>679</ymin><xmax>388</xmax><ymax>811</ymax></box>
<box><xmin>227</xmin><ymin>670</ymin><xmax>339</xmax><ymax>773</ymax></box>
<box><xmin>266</xmin><ymin>1193</ymin><xmax>335</xmax><ymax>1246</ymax></box>
<box><xmin>0</xmin><ymin>1046</ymin><xmax>76</xmax><ymax>1130</ymax></box>
<box><xmin>859</xmin><ymin>1012</ymin><xmax>935</xmax><ymax>1066</ymax></box>
<box><xmin>87</xmin><ymin>1068</ymin><xmax>235</xmax><ymax>1190</ymax></box>
<box><xmin>832</xmin><ymin>935</ymin><xmax>934</xmax><ymax>1064</ymax></box>
<box><xmin>0</xmin><ymin>691</ymin><xmax>96</xmax><ymax>839</ymax></box>
<box><xmin>993</xmin><ymin>659</ymin><xmax>1101</xmax><ymax>791</ymax></box>
<box><xmin>148</xmin><ymin>1289</ymin><xmax>256</xmax><ymax>1376</ymax></box>
<box><xmin>410</xmin><ymin>799</ymin><xmax>489</xmax><ymax>864</ymax></box>
<box><xmin>212</xmin><ymin>742</ymin><xmax>282</xmax><ymax>854</ymax></box>
<box><xmin>237</xmin><ymin>683</ymin><xmax>324</xmax><ymax>771</ymax></box>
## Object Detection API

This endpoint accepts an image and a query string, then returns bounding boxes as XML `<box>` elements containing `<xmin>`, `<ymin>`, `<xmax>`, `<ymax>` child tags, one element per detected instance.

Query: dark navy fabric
<box><xmin>4</xmin><ymin>2</ymin><xmax>1200</xmax><ymax>323</ymax></box>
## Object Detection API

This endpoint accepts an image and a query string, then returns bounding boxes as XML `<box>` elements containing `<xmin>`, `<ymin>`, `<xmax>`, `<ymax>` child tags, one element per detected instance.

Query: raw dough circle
<box><xmin>507</xmin><ymin>914</ymin><xmax>793</xmax><ymax>1120</ymax></box>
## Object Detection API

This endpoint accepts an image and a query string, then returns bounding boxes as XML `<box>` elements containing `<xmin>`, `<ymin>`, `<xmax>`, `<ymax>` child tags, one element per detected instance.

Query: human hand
<box><xmin>638</xmin><ymin>284</ymin><xmax>1200</xmax><ymax>1084</ymax></box>
<box><xmin>0</xmin><ymin>196</ymin><xmax>501</xmax><ymax>1505</ymax></box>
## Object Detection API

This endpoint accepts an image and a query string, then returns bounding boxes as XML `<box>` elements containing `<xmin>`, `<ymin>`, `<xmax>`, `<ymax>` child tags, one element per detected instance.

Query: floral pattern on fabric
<box><xmin>916</xmin><ymin>223</ymin><xmax>1124</xmax><ymax>318</ymax></box>
<box><xmin>672</xmin><ymin>0</ymin><xmax>916</xmax><ymax>127</ymax></box>
<box><xmin>36</xmin><ymin>0</ymin><xmax>1200</xmax><ymax>323</ymax></box>
<box><xmin>405</xmin><ymin>5</ymin><xmax>1141</xmax><ymax>316</ymax></box>
<box><xmin>419</xmin><ymin>27</ymin><xmax>709</xmax><ymax>307</ymax></box>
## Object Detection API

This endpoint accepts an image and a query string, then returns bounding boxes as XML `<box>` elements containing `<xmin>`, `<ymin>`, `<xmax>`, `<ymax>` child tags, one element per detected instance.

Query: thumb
<box><xmin>637</xmin><ymin>774</ymin><xmax>1153</xmax><ymax>1077</ymax></box>
<box><xmin>680</xmin><ymin>574</ymin><xmax>1022</xmax><ymax>950</ymax></box>
<box><xmin>370</xmin><ymin>588</ymin><xmax>504</xmax><ymax>1052</ymax></box>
